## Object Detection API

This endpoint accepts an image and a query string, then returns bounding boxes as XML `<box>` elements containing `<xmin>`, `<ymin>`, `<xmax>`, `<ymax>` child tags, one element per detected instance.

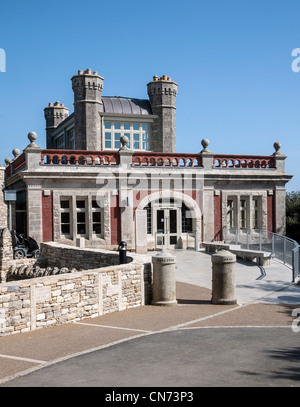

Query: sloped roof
<box><xmin>102</xmin><ymin>96</ymin><xmax>152</xmax><ymax>115</ymax></box>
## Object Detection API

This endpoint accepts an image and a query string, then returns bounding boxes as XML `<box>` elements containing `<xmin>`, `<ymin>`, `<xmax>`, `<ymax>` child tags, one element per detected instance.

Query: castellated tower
<box><xmin>44</xmin><ymin>102</ymin><xmax>69</xmax><ymax>149</ymax></box>
<box><xmin>71</xmin><ymin>69</ymin><xmax>104</xmax><ymax>150</ymax></box>
<box><xmin>147</xmin><ymin>75</ymin><xmax>178</xmax><ymax>152</ymax></box>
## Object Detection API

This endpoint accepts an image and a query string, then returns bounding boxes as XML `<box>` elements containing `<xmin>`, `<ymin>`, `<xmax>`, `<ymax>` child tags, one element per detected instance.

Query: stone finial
<box><xmin>27</xmin><ymin>131</ymin><xmax>39</xmax><ymax>148</ymax></box>
<box><xmin>4</xmin><ymin>157</ymin><xmax>12</xmax><ymax>166</ymax></box>
<box><xmin>12</xmin><ymin>148</ymin><xmax>20</xmax><ymax>158</ymax></box>
<box><xmin>201</xmin><ymin>138</ymin><xmax>211</xmax><ymax>153</ymax></box>
<box><xmin>273</xmin><ymin>141</ymin><xmax>282</xmax><ymax>155</ymax></box>
<box><xmin>119</xmin><ymin>135</ymin><xmax>129</xmax><ymax>151</ymax></box>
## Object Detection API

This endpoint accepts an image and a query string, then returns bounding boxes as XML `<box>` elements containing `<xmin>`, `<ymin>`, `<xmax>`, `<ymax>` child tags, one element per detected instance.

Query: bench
<box><xmin>229</xmin><ymin>248</ymin><xmax>272</xmax><ymax>266</ymax></box>
<box><xmin>201</xmin><ymin>242</ymin><xmax>231</xmax><ymax>253</ymax></box>
<box><xmin>201</xmin><ymin>242</ymin><xmax>273</xmax><ymax>266</ymax></box>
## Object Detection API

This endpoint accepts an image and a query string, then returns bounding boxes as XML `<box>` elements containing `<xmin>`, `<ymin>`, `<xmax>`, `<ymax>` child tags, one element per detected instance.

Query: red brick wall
<box><xmin>110</xmin><ymin>195</ymin><xmax>121</xmax><ymax>245</ymax></box>
<box><xmin>214</xmin><ymin>192</ymin><xmax>222</xmax><ymax>241</ymax></box>
<box><xmin>42</xmin><ymin>191</ymin><xmax>53</xmax><ymax>242</ymax></box>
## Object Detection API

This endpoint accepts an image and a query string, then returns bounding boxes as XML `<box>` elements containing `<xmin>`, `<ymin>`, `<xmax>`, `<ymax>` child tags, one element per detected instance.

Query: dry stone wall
<box><xmin>0</xmin><ymin>242</ymin><xmax>152</xmax><ymax>336</ymax></box>
<box><xmin>39</xmin><ymin>242</ymin><xmax>121</xmax><ymax>269</ymax></box>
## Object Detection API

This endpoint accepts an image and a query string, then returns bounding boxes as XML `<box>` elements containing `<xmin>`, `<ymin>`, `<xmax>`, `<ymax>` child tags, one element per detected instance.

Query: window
<box><xmin>76</xmin><ymin>199</ymin><xmax>87</xmax><ymax>236</ymax></box>
<box><xmin>105</xmin><ymin>132</ymin><xmax>112</xmax><ymax>149</ymax></box>
<box><xmin>253</xmin><ymin>197</ymin><xmax>260</xmax><ymax>229</ymax></box>
<box><xmin>60</xmin><ymin>199</ymin><xmax>71</xmax><ymax>237</ymax></box>
<box><xmin>240</xmin><ymin>198</ymin><xmax>247</xmax><ymax>228</ymax></box>
<box><xmin>15</xmin><ymin>191</ymin><xmax>27</xmax><ymax>235</ymax></box>
<box><xmin>103</xmin><ymin>121</ymin><xmax>150</xmax><ymax>151</ymax></box>
<box><xmin>60</xmin><ymin>197</ymin><xmax>104</xmax><ymax>239</ymax></box>
<box><xmin>66</xmin><ymin>128</ymin><xmax>75</xmax><ymax>149</ymax></box>
<box><xmin>145</xmin><ymin>203</ymin><xmax>152</xmax><ymax>234</ymax></box>
<box><xmin>56</xmin><ymin>135</ymin><xmax>64</xmax><ymax>149</ymax></box>
<box><xmin>227</xmin><ymin>199</ymin><xmax>235</xmax><ymax>229</ymax></box>
<box><xmin>92</xmin><ymin>199</ymin><xmax>102</xmax><ymax>235</ymax></box>
<box><xmin>133</xmin><ymin>133</ymin><xmax>140</xmax><ymax>149</ymax></box>
<box><xmin>114</xmin><ymin>132</ymin><xmax>121</xmax><ymax>149</ymax></box>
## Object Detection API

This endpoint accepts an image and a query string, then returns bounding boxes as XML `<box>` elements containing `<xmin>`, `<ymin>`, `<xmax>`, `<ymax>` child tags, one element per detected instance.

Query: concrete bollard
<box><xmin>151</xmin><ymin>251</ymin><xmax>177</xmax><ymax>306</ymax></box>
<box><xmin>211</xmin><ymin>249</ymin><xmax>237</xmax><ymax>305</ymax></box>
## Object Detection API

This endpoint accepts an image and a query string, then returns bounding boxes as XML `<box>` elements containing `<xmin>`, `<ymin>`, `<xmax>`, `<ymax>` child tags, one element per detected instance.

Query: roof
<box><xmin>52</xmin><ymin>97</ymin><xmax>152</xmax><ymax>137</ymax></box>
<box><xmin>101</xmin><ymin>96</ymin><xmax>152</xmax><ymax>115</ymax></box>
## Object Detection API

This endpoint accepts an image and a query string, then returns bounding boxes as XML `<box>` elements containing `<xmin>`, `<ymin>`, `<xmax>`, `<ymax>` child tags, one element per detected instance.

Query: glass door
<box><xmin>156</xmin><ymin>208</ymin><xmax>179</xmax><ymax>249</ymax></box>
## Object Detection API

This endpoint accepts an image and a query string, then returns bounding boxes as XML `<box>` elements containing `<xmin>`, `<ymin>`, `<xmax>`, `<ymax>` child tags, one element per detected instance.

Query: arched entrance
<box><xmin>136</xmin><ymin>191</ymin><xmax>202</xmax><ymax>250</ymax></box>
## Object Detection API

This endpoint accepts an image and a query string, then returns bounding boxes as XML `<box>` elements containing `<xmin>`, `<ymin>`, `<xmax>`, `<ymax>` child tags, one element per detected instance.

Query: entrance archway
<box><xmin>136</xmin><ymin>191</ymin><xmax>202</xmax><ymax>250</ymax></box>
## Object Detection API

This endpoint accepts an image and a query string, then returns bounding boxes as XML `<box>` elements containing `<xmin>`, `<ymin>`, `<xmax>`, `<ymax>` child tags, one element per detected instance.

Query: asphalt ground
<box><xmin>0</xmin><ymin>249</ymin><xmax>299</xmax><ymax>389</ymax></box>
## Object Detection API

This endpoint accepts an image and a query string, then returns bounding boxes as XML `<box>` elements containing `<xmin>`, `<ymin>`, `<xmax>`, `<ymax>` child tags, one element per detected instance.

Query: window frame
<box><xmin>103</xmin><ymin>120</ymin><xmax>150</xmax><ymax>151</ymax></box>
<box><xmin>60</xmin><ymin>198</ymin><xmax>72</xmax><ymax>238</ymax></box>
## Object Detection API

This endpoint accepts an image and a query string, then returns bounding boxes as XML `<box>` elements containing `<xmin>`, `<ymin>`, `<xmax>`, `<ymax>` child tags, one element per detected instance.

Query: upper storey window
<box><xmin>104</xmin><ymin>121</ymin><xmax>149</xmax><ymax>151</ymax></box>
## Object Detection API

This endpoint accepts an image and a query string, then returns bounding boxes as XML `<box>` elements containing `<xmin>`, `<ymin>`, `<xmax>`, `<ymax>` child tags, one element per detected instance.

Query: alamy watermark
<box><xmin>94</xmin><ymin>163</ymin><xmax>204</xmax><ymax>216</ymax></box>
<box><xmin>0</xmin><ymin>48</ymin><xmax>6</xmax><ymax>72</ymax></box>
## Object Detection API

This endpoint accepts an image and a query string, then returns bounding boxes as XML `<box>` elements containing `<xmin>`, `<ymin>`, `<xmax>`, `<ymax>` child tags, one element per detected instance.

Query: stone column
<box><xmin>26</xmin><ymin>183</ymin><xmax>43</xmax><ymax>244</ymax></box>
<box><xmin>0</xmin><ymin>166</ymin><xmax>8</xmax><ymax>229</ymax></box>
<box><xmin>0</xmin><ymin>228</ymin><xmax>14</xmax><ymax>283</ymax></box>
<box><xmin>23</xmin><ymin>132</ymin><xmax>42</xmax><ymax>170</ymax></box>
<box><xmin>273</xmin><ymin>142</ymin><xmax>287</xmax><ymax>173</ymax></box>
<box><xmin>152</xmin><ymin>251</ymin><xmax>177</xmax><ymax>306</ymax></box>
<box><xmin>271</xmin><ymin>142</ymin><xmax>288</xmax><ymax>235</ymax></box>
<box><xmin>274</xmin><ymin>185</ymin><xmax>287</xmax><ymax>235</ymax></box>
<box><xmin>22</xmin><ymin>133</ymin><xmax>43</xmax><ymax>244</ymax></box>
<box><xmin>135</xmin><ymin>209</ymin><xmax>148</xmax><ymax>254</ymax></box>
<box><xmin>203</xmin><ymin>186</ymin><xmax>215</xmax><ymax>242</ymax></box>
<box><xmin>200</xmin><ymin>139</ymin><xmax>214</xmax><ymax>170</ymax></box>
<box><xmin>211</xmin><ymin>249</ymin><xmax>237</xmax><ymax>305</ymax></box>
<box><xmin>119</xmin><ymin>146</ymin><xmax>134</xmax><ymax>248</ymax></box>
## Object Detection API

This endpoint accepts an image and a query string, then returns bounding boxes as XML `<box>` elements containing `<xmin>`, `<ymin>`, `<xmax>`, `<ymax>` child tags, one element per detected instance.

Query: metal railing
<box><xmin>223</xmin><ymin>228</ymin><xmax>300</xmax><ymax>282</ymax></box>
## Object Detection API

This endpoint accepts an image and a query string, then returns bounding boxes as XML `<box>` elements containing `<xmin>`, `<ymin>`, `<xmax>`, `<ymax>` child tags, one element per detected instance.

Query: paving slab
<box><xmin>0</xmin><ymin>248</ymin><xmax>299</xmax><ymax>387</ymax></box>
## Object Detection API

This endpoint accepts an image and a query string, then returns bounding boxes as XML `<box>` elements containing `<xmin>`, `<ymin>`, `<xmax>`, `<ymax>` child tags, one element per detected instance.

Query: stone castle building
<box><xmin>0</xmin><ymin>68</ymin><xmax>293</xmax><ymax>252</ymax></box>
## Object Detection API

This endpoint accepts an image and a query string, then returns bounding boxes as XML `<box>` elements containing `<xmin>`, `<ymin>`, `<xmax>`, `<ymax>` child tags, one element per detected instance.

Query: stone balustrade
<box><xmin>132</xmin><ymin>152</ymin><xmax>202</xmax><ymax>167</ymax></box>
<box><xmin>213</xmin><ymin>154</ymin><xmax>276</xmax><ymax>169</ymax></box>
<box><xmin>41</xmin><ymin>149</ymin><xmax>120</xmax><ymax>166</ymax></box>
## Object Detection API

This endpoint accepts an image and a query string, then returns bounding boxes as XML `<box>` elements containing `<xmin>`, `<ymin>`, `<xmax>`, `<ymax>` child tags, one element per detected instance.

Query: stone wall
<box><xmin>0</xmin><ymin>167</ymin><xmax>8</xmax><ymax>229</ymax></box>
<box><xmin>0</xmin><ymin>242</ymin><xmax>152</xmax><ymax>336</ymax></box>
<box><xmin>39</xmin><ymin>242</ymin><xmax>121</xmax><ymax>269</ymax></box>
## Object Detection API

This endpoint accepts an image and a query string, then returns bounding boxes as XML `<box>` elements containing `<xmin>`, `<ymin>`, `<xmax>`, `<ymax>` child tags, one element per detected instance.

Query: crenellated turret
<box><xmin>147</xmin><ymin>75</ymin><xmax>178</xmax><ymax>152</ymax></box>
<box><xmin>44</xmin><ymin>102</ymin><xmax>69</xmax><ymax>149</ymax></box>
<box><xmin>71</xmin><ymin>69</ymin><xmax>104</xmax><ymax>150</ymax></box>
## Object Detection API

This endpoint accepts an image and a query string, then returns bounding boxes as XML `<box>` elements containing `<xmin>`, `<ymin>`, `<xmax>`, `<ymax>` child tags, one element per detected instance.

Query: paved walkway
<box><xmin>0</xmin><ymin>249</ymin><xmax>300</xmax><ymax>387</ymax></box>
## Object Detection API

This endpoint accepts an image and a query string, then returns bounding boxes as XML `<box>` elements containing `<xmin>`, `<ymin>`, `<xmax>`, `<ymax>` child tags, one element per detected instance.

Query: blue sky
<box><xmin>0</xmin><ymin>0</ymin><xmax>299</xmax><ymax>191</ymax></box>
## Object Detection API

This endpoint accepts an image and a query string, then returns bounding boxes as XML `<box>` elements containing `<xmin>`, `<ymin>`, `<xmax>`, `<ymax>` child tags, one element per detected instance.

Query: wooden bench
<box><xmin>229</xmin><ymin>248</ymin><xmax>272</xmax><ymax>266</ymax></box>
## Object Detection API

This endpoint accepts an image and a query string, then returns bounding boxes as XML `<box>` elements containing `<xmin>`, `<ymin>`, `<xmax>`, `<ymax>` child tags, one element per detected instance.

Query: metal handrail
<box><xmin>223</xmin><ymin>227</ymin><xmax>300</xmax><ymax>282</ymax></box>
